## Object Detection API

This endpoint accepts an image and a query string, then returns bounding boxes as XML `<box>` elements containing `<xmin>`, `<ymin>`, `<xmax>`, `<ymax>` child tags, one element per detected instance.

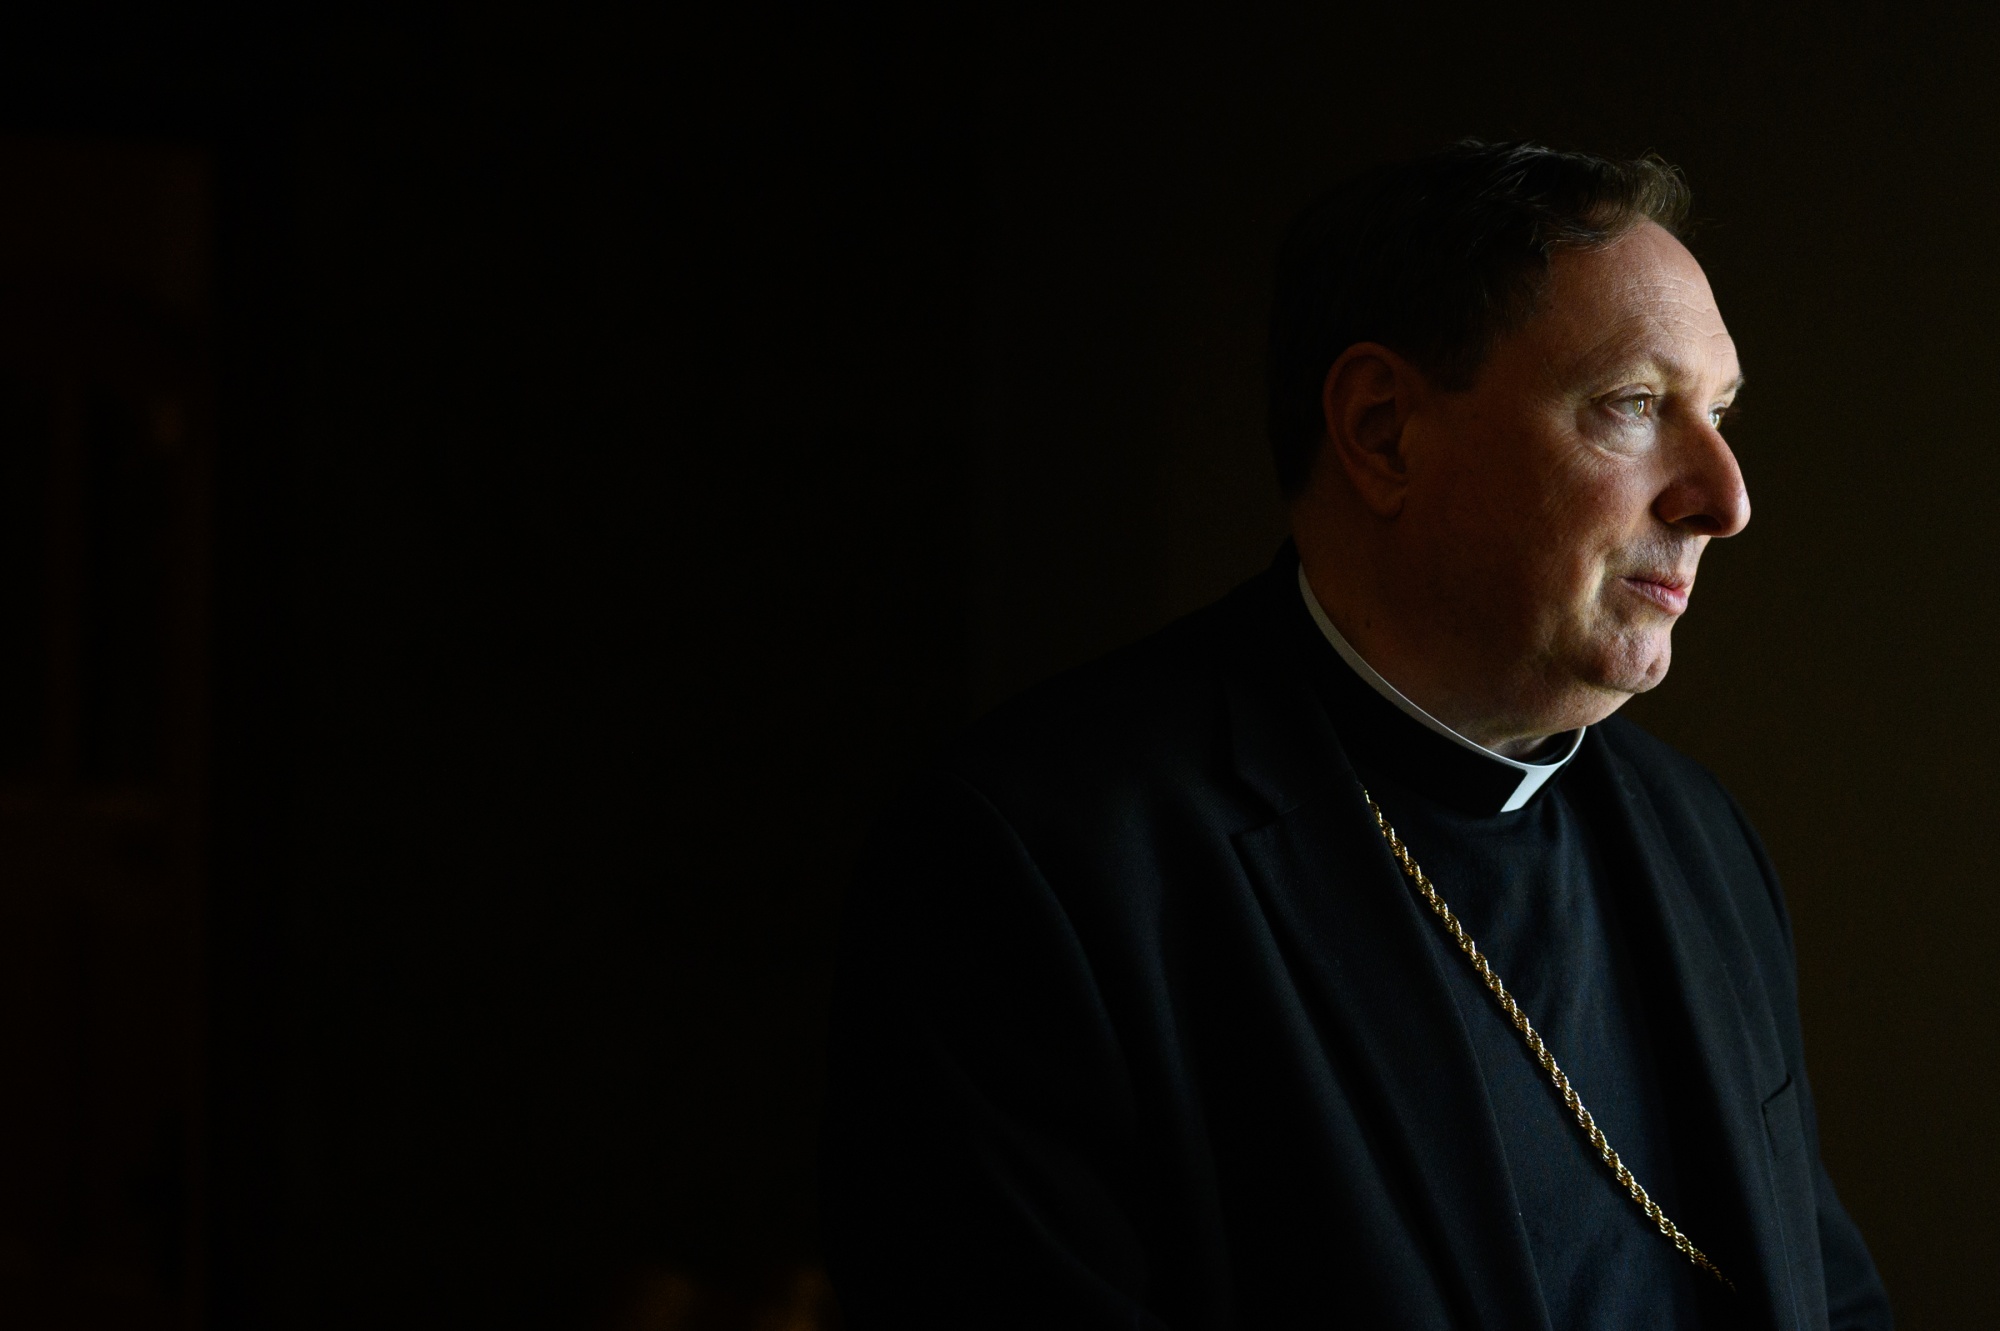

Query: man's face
<box><xmin>1399</xmin><ymin>221</ymin><xmax>1748</xmax><ymax>729</ymax></box>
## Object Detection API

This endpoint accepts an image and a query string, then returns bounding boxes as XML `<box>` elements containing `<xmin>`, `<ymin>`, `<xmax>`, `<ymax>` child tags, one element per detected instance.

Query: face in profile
<box><xmin>1402</xmin><ymin>220</ymin><xmax>1749</xmax><ymax>728</ymax></box>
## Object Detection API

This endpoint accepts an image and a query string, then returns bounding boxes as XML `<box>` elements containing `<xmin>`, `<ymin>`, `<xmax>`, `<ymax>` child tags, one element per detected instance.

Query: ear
<box><xmin>1312</xmin><ymin>342</ymin><xmax>1425</xmax><ymax>519</ymax></box>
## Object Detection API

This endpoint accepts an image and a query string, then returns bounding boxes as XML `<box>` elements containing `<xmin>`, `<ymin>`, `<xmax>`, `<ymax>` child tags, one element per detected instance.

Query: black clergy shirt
<box><xmin>1297</xmin><ymin>574</ymin><xmax>1711</xmax><ymax>1327</ymax></box>
<box><xmin>822</xmin><ymin>547</ymin><xmax>1892</xmax><ymax>1330</ymax></box>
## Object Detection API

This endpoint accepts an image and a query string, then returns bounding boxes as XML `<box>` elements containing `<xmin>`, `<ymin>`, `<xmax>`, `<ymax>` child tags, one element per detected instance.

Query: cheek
<box><xmin>1533</xmin><ymin>467</ymin><xmax>1648</xmax><ymax>599</ymax></box>
<box><xmin>1514</xmin><ymin>490</ymin><xmax>1610</xmax><ymax>612</ymax></box>
<box><xmin>1420</xmin><ymin>422</ymin><xmax>1647</xmax><ymax>621</ymax></box>
<box><xmin>1427</xmin><ymin>465</ymin><xmax>1592</xmax><ymax>628</ymax></box>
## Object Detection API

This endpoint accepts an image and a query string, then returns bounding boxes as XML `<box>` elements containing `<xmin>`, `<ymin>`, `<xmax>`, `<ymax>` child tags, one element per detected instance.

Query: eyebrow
<box><xmin>1620</xmin><ymin>357</ymin><xmax>1746</xmax><ymax>399</ymax></box>
<box><xmin>1569</xmin><ymin>334</ymin><xmax>1744</xmax><ymax>395</ymax></box>
<box><xmin>1641</xmin><ymin>357</ymin><xmax>1745</xmax><ymax>396</ymax></box>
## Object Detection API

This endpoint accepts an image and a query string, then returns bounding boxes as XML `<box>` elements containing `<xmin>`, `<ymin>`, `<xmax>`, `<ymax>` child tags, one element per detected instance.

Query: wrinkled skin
<box><xmin>1294</xmin><ymin>221</ymin><xmax>1749</xmax><ymax>758</ymax></box>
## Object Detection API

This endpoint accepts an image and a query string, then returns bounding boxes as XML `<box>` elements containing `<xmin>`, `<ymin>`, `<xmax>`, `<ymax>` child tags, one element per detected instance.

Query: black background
<box><xmin>3</xmin><ymin>3</ymin><xmax>1991</xmax><ymax>1325</ymax></box>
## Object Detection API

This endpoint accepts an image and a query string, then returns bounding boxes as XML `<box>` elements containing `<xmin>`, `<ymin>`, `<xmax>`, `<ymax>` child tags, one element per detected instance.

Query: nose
<box><xmin>1653</xmin><ymin>415</ymin><xmax>1750</xmax><ymax>537</ymax></box>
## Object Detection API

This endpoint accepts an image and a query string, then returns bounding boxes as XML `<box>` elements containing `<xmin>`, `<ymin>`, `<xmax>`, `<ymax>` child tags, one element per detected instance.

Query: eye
<box><xmin>1708</xmin><ymin>403</ymin><xmax>1735</xmax><ymax>430</ymax></box>
<box><xmin>1610</xmin><ymin>393</ymin><xmax>1657</xmax><ymax>420</ymax></box>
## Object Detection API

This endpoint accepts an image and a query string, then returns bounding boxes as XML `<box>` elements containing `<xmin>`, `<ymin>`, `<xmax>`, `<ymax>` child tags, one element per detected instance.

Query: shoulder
<box><xmin>1589</xmin><ymin>712</ymin><xmax>1794</xmax><ymax>946</ymax></box>
<box><xmin>936</xmin><ymin>580</ymin><xmax>1262</xmax><ymax>834</ymax></box>
<box><xmin>879</xmin><ymin>569</ymin><xmax>1302</xmax><ymax>878</ymax></box>
<box><xmin>1591</xmin><ymin>713</ymin><xmax>1731</xmax><ymax>810</ymax></box>
<box><xmin>848</xmin><ymin>576</ymin><xmax>1282</xmax><ymax>969</ymax></box>
<box><xmin>1591</xmin><ymin>714</ymin><xmax>1759</xmax><ymax>840</ymax></box>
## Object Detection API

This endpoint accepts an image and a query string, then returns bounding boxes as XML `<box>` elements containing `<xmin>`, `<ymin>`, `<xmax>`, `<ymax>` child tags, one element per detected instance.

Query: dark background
<box><xmin>0</xmin><ymin>3</ymin><xmax>1989</xmax><ymax>1326</ymax></box>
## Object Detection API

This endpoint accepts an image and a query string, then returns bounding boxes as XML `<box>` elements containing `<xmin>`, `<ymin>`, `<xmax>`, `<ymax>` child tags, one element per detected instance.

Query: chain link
<box><xmin>1362</xmin><ymin>790</ymin><xmax>1735</xmax><ymax>1293</ymax></box>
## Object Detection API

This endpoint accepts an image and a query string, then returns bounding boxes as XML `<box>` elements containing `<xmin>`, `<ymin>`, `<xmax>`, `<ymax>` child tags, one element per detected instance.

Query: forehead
<box><xmin>1517</xmin><ymin>221</ymin><xmax>1740</xmax><ymax>390</ymax></box>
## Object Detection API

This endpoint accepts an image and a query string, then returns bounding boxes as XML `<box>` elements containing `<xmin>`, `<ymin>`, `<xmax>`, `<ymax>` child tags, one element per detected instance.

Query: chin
<box><xmin>1579</xmin><ymin>629</ymin><xmax>1675</xmax><ymax>702</ymax></box>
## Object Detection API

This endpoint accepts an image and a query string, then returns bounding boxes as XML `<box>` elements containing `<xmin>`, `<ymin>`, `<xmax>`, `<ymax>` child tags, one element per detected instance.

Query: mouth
<box><xmin>1619</xmin><ymin>573</ymin><xmax>1692</xmax><ymax>615</ymax></box>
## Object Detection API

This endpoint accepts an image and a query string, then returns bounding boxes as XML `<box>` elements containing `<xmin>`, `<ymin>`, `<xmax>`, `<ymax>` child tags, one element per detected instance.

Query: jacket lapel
<box><xmin>1220</xmin><ymin>585</ymin><xmax>1549</xmax><ymax>1328</ymax></box>
<box><xmin>1575</xmin><ymin>736</ymin><xmax>1799</xmax><ymax>1330</ymax></box>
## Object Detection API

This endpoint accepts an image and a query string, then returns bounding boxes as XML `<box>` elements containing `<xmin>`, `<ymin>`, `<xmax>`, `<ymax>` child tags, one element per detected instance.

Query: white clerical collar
<box><xmin>1297</xmin><ymin>564</ymin><xmax>1583</xmax><ymax>813</ymax></box>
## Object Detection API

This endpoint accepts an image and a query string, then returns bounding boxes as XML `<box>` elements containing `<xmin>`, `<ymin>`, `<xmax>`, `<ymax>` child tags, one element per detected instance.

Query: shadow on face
<box><xmin>1403</xmin><ymin>221</ymin><xmax>1750</xmax><ymax>725</ymax></box>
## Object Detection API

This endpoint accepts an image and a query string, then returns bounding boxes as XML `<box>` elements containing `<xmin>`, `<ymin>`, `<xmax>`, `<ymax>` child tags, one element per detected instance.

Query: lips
<box><xmin>1621</xmin><ymin>574</ymin><xmax>1691</xmax><ymax>614</ymax></box>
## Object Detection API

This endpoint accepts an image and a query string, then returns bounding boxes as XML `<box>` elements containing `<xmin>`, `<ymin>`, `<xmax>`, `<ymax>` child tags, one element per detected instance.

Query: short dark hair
<box><xmin>1267</xmin><ymin>140</ymin><xmax>1691</xmax><ymax>497</ymax></box>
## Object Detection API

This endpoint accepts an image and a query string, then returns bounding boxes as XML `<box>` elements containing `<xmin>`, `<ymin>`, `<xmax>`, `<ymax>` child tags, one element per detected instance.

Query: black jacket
<box><xmin>821</xmin><ymin>557</ymin><xmax>1890</xmax><ymax>1329</ymax></box>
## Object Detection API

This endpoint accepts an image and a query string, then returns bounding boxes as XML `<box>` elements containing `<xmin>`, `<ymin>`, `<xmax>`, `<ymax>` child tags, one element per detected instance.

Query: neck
<box><xmin>1296</xmin><ymin>552</ymin><xmax>1572</xmax><ymax>760</ymax></box>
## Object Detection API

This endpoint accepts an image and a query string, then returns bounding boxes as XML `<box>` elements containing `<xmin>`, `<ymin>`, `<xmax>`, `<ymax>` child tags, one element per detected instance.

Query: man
<box><xmin>820</xmin><ymin>142</ymin><xmax>1891</xmax><ymax>1329</ymax></box>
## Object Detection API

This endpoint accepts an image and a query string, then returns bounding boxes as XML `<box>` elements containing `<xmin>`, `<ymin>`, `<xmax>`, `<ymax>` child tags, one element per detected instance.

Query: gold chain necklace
<box><xmin>1362</xmin><ymin>789</ymin><xmax>1735</xmax><ymax>1293</ymax></box>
